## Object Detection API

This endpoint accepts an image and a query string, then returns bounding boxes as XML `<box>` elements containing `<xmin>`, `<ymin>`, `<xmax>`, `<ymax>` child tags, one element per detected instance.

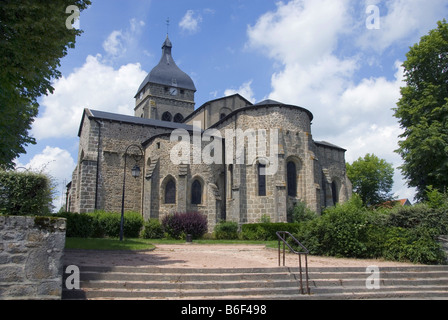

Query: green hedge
<box><xmin>140</xmin><ymin>219</ymin><xmax>164</xmax><ymax>239</ymax></box>
<box><xmin>61</xmin><ymin>212</ymin><xmax>95</xmax><ymax>238</ymax></box>
<box><xmin>0</xmin><ymin>170</ymin><xmax>53</xmax><ymax>216</ymax></box>
<box><xmin>241</xmin><ymin>223</ymin><xmax>301</xmax><ymax>241</ymax></box>
<box><xmin>58</xmin><ymin>211</ymin><xmax>144</xmax><ymax>239</ymax></box>
<box><xmin>214</xmin><ymin>221</ymin><xmax>239</xmax><ymax>240</ymax></box>
<box><xmin>292</xmin><ymin>195</ymin><xmax>448</xmax><ymax>265</ymax></box>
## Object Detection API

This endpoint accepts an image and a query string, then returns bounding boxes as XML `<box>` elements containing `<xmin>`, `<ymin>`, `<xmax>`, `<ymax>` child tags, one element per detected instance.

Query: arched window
<box><xmin>227</xmin><ymin>164</ymin><xmax>233</xmax><ymax>198</ymax></box>
<box><xmin>165</xmin><ymin>179</ymin><xmax>176</xmax><ymax>204</ymax></box>
<box><xmin>258</xmin><ymin>163</ymin><xmax>266</xmax><ymax>196</ymax></box>
<box><xmin>191</xmin><ymin>180</ymin><xmax>202</xmax><ymax>205</ymax></box>
<box><xmin>220</xmin><ymin>113</ymin><xmax>226</xmax><ymax>120</ymax></box>
<box><xmin>162</xmin><ymin>112</ymin><xmax>172</xmax><ymax>122</ymax></box>
<box><xmin>287</xmin><ymin>161</ymin><xmax>297</xmax><ymax>197</ymax></box>
<box><xmin>173</xmin><ymin>113</ymin><xmax>184</xmax><ymax>123</ymax></box>
<box><xmin>332</xmin><ymin>181</ymin><xmax>339</xmax><ymax>205</ymax></box>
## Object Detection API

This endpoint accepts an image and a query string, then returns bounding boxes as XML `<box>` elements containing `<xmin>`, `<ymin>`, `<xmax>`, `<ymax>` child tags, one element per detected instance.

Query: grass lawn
<box><xmin>65</xmin><ymin>238</ymin><xmax>156</xmax><ymax>251</ymax></box>
<box><xmin>65</xmin><ymin>237</ymin><xmax>278</xmax><ymax>251</ymax></box>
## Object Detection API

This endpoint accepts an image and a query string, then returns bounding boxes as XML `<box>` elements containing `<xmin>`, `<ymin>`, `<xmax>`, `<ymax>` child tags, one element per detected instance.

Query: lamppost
<box><xmin>120</xmin><ymin>144</ymin><xmax>143</xmax><ymax>241</ymax></box>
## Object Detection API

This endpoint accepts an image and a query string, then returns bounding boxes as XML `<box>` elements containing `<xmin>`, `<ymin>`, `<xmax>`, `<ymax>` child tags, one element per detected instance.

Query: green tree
<box><xmin>0</xmin><ymin>0</ymin><xmax>91</xmax><ymax>169</ymax></box>
<box><xmin>394</xmin><ymin>20</ymin><xmax>448</xmax><ymax>201</ymax></box>
<box><xmin>346</xmin><ymin>154</ymin><xmax>395</xmax><ymax>206</ymax></box>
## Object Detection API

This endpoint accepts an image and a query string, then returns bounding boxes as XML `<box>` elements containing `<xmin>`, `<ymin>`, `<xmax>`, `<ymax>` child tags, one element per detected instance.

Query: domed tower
<box><xmin>134</xmin><ymin>36</ymin><xmax>196</xmax><ymax>123</ymax></box>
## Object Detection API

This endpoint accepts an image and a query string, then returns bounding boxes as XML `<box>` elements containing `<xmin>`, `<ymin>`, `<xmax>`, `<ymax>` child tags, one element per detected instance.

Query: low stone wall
<box><xmin>0</xmin><ymin>215</ymin><xmax>66</xmax><ymax>300</ymax></box>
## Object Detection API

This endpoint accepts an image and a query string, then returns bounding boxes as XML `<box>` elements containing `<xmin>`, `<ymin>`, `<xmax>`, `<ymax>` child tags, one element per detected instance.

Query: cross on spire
<box><xmin>166</xmin><ymin>17</ymin><xmax>170</xmax><ymax>35</ymax></box>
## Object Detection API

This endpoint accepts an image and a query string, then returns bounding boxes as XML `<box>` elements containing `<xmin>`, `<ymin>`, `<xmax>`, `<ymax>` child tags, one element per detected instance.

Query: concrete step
<box><xmin>306</xmin><ymin>265</ymin><xmax>448</xmax><ymax>300</ymax></box>
<box><xmin>64</xmin><ymin>287</ymin><xmax>305</xmax><ymax>300</ymax></box>
<box><xmin>62</xmin><ymin>266</ymin><xmax>306</xmax><ymax>300</ymax></box>
<box><xmin>62</xmin><ymin>265</ymin><xmax>448</xmax><ymax>300</ymax></box>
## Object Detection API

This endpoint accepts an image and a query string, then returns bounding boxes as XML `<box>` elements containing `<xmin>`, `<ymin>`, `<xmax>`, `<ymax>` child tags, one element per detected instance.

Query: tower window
<box><xmin>165</xmin><ymin>179</ymin><xmax>176</xmax><ymax>204</ymax></box>
<box><xmin>174</xmin><ymin>113</ymin><xmax>184</xmax><ymax>123</ymax></box>
<box><xmin>162</xmin><ymin>112</ymin><xmax>172</xmax><ymax>122</ymax></box>
<box><xmin>191</xmin><ymin>180</ymin><xmax>202</xmax><ymax>205</ymax></box>
<box><xmin>258</xmin><ymin>163</ymin><xmax>266</xmax><ymax>196</ymax></box>
<box><xmin>287</xmin><ymin>161</ymin><xmax>297</xmax><ymax>197</ymax></box>
<box><xmin>332</xmin><ymin>181</ymin><xmax>339</xmax><ymax>205</ymax></box>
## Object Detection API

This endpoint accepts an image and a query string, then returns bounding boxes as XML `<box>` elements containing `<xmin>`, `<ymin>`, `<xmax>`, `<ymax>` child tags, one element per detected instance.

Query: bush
<box><xmin>92</xmin><ymin>210</ymin><xmax>120</xmax><ymax>238</ymax></box>
<box><xmin>140</xmin><ymin>219</ymin><xmax>164</xmax><ymax>239</ymax></box>
<box><xmin>60</xmin><ymin>210</ymin><xmax>143</xmax><ymax>238</ymax></box>
<box><xmin>386</xmin><ymin>203</ymin><xmax>448</xmax><ymax>235</ymax></box>
<box><xmin>288</xmin><ymin>201</ymin><xmax>318</xmax><ymax>223</ymax></box>
<box><xmin>58</xmin><ymin>212</ymin><xmax>94</xmax><ymax>238</ymax></box>
<box><xmin>214</xmin><ymin>221</ymin><xmax>239</xmax><ymax>239</ymax></box>
<box><xmin>162</xmin><ymin>212</ymin><xmax>208</xmax><ymax>240</ymax></box>
<box><xmin>294</xmin><ymin>195</ymin><xmax>372</xmax><ymax>258</ymax></box>
<box><xmin>292</xmin><ymin>194</ymin><xmax>447</xmax><ymax>264</ymax></box>
<box><xmin>382</xmin><ymin>227</ymin><xmax>446</xmax><ymax>265</ymax></box>
<box><xmin>122</xmin><ymin>211</ymin><xmax>145</xmax><ymax>238</ymax></box>
<box><xmin>241</xmin><ymin>223</ymin><xmax>301</xmax><ymax>241</ymax></box>
<box><xmin>0</xmin><ymin>170</ymin><xmax>54</xmax><ymax>216</ymax></box>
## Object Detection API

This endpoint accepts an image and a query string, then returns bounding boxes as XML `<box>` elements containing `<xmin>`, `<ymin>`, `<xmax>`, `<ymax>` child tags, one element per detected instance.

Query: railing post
<box><xmin>276</xmin><ymin>231</ymin><xmax>310</xmax><ymax>295</ymax></box>
<box><xmin>282</xmin><ymin>233</ymin><xmax>286</xmax><ymax>267</ymax></box>
<box><xmin>305</xmin><ymin>254</ymin><xmax>310</xmax><ymax>295</ymax></box>
<box><xmin>298</xmin><ymin>253</ymin><xmax>303</xmax><ymax>294</ymax></box>
<box><xmin>278</xmin><ymin>236</ymin><xmax>281</xmax><ymax>267</ymax></box>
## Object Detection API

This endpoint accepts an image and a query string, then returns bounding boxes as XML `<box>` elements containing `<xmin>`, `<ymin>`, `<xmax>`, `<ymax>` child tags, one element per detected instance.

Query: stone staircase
<box><xmin>62</xmin><ymin>266</ymin><xmax>306</xmax><ymax>300</ymax></box>
<box><xmin>307</xmin><ymin>265</ymin><xmax>448</xmax><ymax>300</ymax></box>
<box><xmin>62</xmin><ymin>265</ymin><xmax>448</xmax><ymax>300</ymax></box>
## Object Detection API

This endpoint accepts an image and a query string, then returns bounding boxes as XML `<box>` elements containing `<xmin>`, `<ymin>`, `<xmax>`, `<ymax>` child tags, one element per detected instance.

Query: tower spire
<box><xmin>166</xmin><ymin>17</ymin><xmax>170</xmax><ymax>35</ymax></box>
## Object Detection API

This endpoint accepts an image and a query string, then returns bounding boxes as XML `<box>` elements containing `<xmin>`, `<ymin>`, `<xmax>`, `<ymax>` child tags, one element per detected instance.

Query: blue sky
<box><xmin>15</xmin><ymin>0</ymin><xmax>448</xmax><ymax>209</ymax></box>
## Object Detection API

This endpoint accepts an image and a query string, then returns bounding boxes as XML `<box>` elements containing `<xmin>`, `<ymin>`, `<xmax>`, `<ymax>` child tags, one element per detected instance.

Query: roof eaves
<box><xmin>183</xmin><ymin>93</ymin><xmax>253</xmax><ymax>123</ymax></box>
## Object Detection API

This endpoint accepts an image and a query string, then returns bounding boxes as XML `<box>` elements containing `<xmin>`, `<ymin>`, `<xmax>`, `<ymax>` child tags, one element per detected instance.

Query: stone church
<box><xmin>67</xmin><ymin>36</ymin><xmax>352</xmax><ymax>231</ymax></box>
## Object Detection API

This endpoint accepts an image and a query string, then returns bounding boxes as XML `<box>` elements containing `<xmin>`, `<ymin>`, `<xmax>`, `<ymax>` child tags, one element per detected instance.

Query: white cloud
<box><xmin>247</xmin><ymin>0</ymin><xmax>353</xmax><ymax>65</ymax></box>
<box><xmin>246</xmin><ymin>0</ymin><xmax>419</xmax><ymax>199</ymax></box>
<box><xmin>224</xmin><ymin>80</ymin><xmax>256</xmax><ymax>103</ymax></box>
<box><xmin>20</xmin><ymin>146</ymin><xmax>75</xmax><ymax>180</ymax></box>
<box><xmin>15</xmin><ymin>146</ymin><xmax>76</xmax><ymax>210</ymax></box>
<box><xmin>358</xmin><ymin>0</ymin><xmax>448</xmax><ymax>52</ymax></box>
<box><xmin>179</xmin><ymin>10</ymin><xmax>203</xmax><ymax>34</ymax></box>
<box><xmin>103</xmin><ymin>30</ymin><xmax>126</xmax><ymax>57</ymax></box>
<box><xmin>33</xmin><ymin>54</ymin><xmax>147</xmax><ymax>140</ymax></box>
<box><xmin>102</xmin><ymin>18</ymin><xmax>145</xmax><ymax>58</ymax></box>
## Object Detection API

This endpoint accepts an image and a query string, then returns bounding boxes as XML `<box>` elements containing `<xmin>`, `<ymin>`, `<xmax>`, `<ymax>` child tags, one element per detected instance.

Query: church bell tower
<box><xmin>134</xmin><ymin>36</ymin><xmax>196</xmax><ymax>123</ymax></box>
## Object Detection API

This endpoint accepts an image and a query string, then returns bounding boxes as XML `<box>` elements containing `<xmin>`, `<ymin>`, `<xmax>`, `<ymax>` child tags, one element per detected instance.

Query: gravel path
<box><xmin>63</xmin><ymin>244</ymin><xmax>417</xmax><ymax>269</ymax></box>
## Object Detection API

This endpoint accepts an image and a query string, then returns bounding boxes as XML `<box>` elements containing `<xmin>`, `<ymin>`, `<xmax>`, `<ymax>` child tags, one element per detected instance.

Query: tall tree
<box><xmin>394</xmin><ymin>20</ymin><xmax>448</xmax><ymax>201</ymax></box>
<box><xmin>346</xmin><ymin>154</ymin><xmax>395</xmax><ymax>206</ymax></box>
<box><xmin>0</xmin><ymin>0</ymin><xmax>91</xmax><ymax>169</ymax></box>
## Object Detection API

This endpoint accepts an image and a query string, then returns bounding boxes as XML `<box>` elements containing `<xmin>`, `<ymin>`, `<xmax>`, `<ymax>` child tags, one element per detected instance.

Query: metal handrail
<box><xmin>276</xmin><ymin>231</ymin><xmax>310</xmax><ymax>295</ymax></box>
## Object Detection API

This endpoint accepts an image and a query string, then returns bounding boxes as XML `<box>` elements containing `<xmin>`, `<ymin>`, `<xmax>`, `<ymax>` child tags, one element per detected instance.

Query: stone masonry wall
<box><xmin>70</xmin><ymin>113</ymin><xmax>175</xmax><ymax>214</ymax></box>
<box><xmin>215</xmin><ymin>105</ymin><xmax>317</xmax><ymax>221</ymax></box>
<box><xmin>143</xmin><ymin>134</ymin><xmax>222</xmax><ymax>232</ymax></box>
<box><xmin>0</xmin><ymin>216</ymin><xmax>66</xmax><ymax>300</ymax></box>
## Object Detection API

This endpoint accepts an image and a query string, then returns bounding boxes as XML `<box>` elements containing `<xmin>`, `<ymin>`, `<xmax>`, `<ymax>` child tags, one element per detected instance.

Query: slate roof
<box><xmin>78</xmin><ymin>108</ymin><xmax>193</xmax><ymax>137</ymax></box>
<box><xmin>253</xmin><ymin>99</ymin><xmax>284</xmax><ymax>106</ymax></box>
<box><xmin>135</xmin><ymin>36</ymin><xmax>196</xmax><ymax>97</ymax></box>
<box><xmin>315</xmin><ymin>141</ymin><xmax>347</xmax><ymax>151</ymax></box>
